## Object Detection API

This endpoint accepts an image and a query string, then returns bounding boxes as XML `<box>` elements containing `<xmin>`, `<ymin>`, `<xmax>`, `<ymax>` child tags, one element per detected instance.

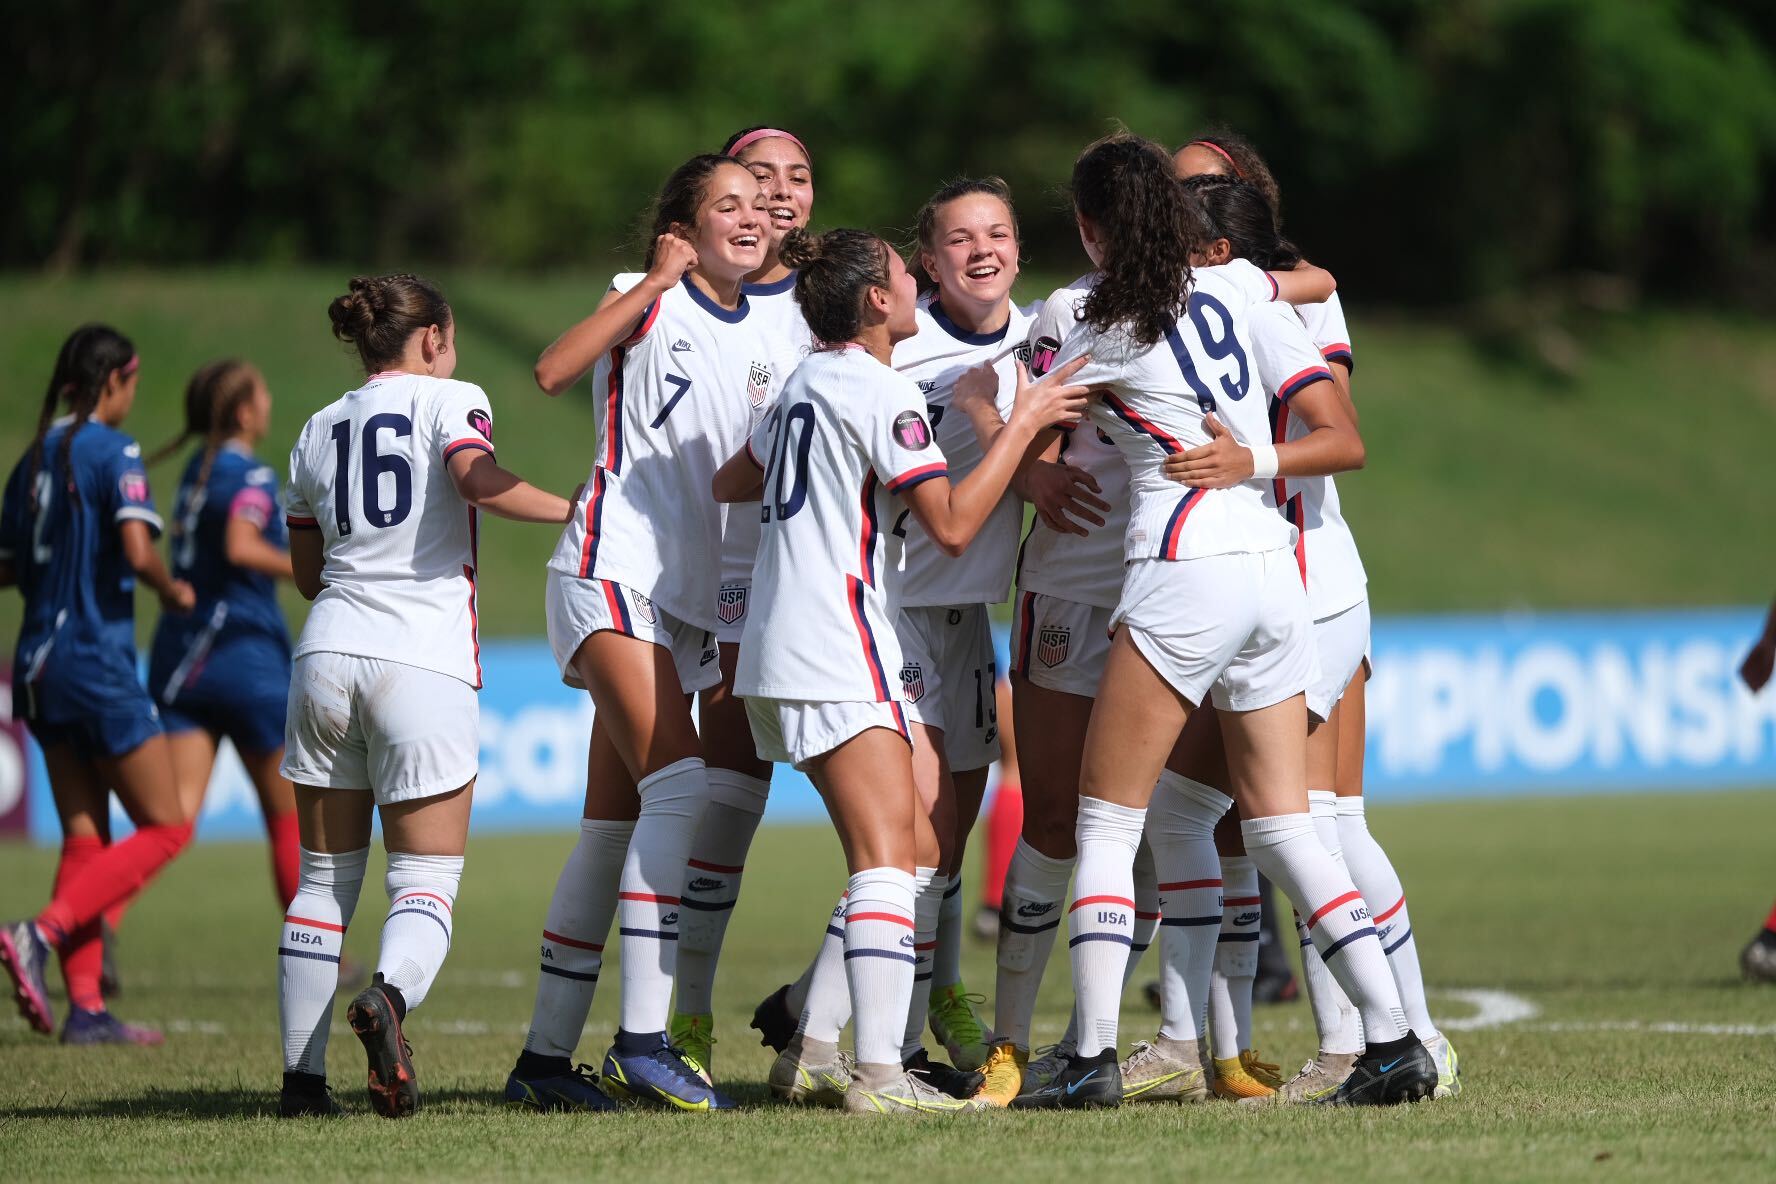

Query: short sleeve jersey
<box><xmin>889</xmin><ymin>297</ymin><xmax>1038</xmax><ymax>607</ymax></box>
<box><xmin>1012</xmin><ymin>277</ymin><xmax>1131</xmax><ymax>610</ymax></box>
<box><xmin>0</xmin><ymin>419</ymin><xmax>161</xmax><ymax>706</ymax></box>
<box><xmin>165</xmin><ymin>442</ymin><xmax>289</xmax><ymax>642</ymax></box>
<box><xmin>734</xmin><ymin>347</ymin><xmax>950</xmax><ymax>703</ymax></box>
<box><xmin>1053</xmin><ymin>260</ymin><xmax>1296</xmax><ymax>564</ymax></box>
<box><xmin>719</xmin><ymin>272</ymin><xmax>817</xmax><ymax>588</ymax></box>
<box><xmin>548</xmin><ymin>274</ymin><xmax>787</xmax><ymax>632</ymax></box>
<box><xmin>284</xmin><ymin>372</ymin><xmax>493</xmax><ymax>687</ymax></box>
<box><xmin>1257</xmin><ymin>299</ymin><xmax>1368</xmax><ymax>617</ymax></box>
<box><xmin>1296</xmin><ymin>292</ymin><xmax>1354</xmax><ymax>372</ymax></box>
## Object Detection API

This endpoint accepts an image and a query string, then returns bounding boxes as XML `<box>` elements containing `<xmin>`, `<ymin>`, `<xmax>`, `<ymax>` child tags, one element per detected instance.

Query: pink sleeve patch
<box><xmin>230</xmin><ymin>486</ymin><xmax>274</xmax><ymax>528</ymax></box>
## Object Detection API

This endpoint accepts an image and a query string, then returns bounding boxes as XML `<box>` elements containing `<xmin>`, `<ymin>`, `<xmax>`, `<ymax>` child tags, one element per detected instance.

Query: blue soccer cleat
<box><xmin>61</xmin><ymin>1006</ymin><xmax>165</xmax><ymax>1046</ymax></box>
<box><xmin>505</xmin><ymin>1057</ymin><xmax>620</xmax><ymax>1112</ymax></box>
<box><xmin>600</xmin><ymin>1032</ymin><xmax>737</xmax><ymax>1111</ymax></box>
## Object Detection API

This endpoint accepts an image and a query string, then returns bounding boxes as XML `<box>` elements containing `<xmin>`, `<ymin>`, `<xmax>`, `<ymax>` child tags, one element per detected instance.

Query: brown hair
<box><xmin>912</xmin><ymin>176</ymin><xmax>1020</xmax><ymax>277</ymax></box>
<box><xmin>1182</xmin><ymin>129</ymin><xmax>1283</xmax><ymax>221</ymax></box>
<box><xmin>644</xmin><ymin>154</ymin><xmax>746</xmax><ymax>270</ymax></box>
<box><xmin>1073</xmin><ymin>133</ymin><xmax>1201</xmax><ymax>348</ymax></box>
<box><xmin>27</xmin><ymin>324</ymin><xmax>136</xmax><ymax>520</ymax></box>
<box><xmin>779</xmin><ymin>227</ymin><xmax>894</xmax><ymax>346</ymax></box>
<box><xmin>328</xmin><ymin>274</ymin><xmax>451</xmax><ymax>374</ymax></box>
<box><xmin>152</xmin><ymin>359</ymin><xmax>264</xmax><ymax>505</ymax></box>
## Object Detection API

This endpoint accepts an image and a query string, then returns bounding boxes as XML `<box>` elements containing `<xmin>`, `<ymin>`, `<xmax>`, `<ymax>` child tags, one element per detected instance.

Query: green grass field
<box><xmin>3</xmin><ymin>789</ymin><xmax>1775</xmax><ymax>1181</ymax></box>
<box><xmin>2</xmin><ymin>271</ymin><xmax>1774</xmax><ymax>648</ymax></box>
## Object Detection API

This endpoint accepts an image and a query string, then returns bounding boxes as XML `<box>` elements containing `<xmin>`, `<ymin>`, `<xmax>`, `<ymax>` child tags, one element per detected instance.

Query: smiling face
<box><xmin>921</xmin><ymin>192</ymin><xmax>1019</xmax><ymax>312</ymax></box>
<box><xmin>736</xmin><ymin>136</ymin><xmax>814</xmax><ymax>252</ymax></box>
<box><xmin>685</xmin><ymin>162</ymin><xmax>768</xmax><ymax>284</ymax></box>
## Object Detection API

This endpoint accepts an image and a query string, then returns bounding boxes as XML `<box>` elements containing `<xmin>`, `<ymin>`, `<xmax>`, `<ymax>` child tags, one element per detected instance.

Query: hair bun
<box><xmin>778</xmin><ymin>228</ymin><xmax>824</xmax><ymax>270</ymax></box>
<box><xmin>328</xmin><ymin>277</ymin><xmax>382</xmax><ymax>343</ymax></box>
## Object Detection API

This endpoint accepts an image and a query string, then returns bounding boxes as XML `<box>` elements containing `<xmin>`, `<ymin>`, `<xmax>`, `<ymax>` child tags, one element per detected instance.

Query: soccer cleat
<box><xmin>1119</xmin><ymin>1036</ymin><xmax>1210</xmax><ymax>1103</ymax></box>
<box><xmin>346</xmin><ymin>976</ymin><xmax>419</xmax><ymax>1118</ymax></box>
<box><xmin>1426</xmin><ymin>1033</ymin><xmax>1463</xmax><ymax>1099</ymax></box>
<box><xmin>1241</xmin><ymin>1051</ymin><xmax>1359</xmax><ymax>1106</ymax></box>
<box><xmin>60</xmin><ymin>1007</ymin><xmax>165</xmax><ymax>1046</ymax></box>
<box><xmin>1012</xmin><ymin>1047</ymin><xmax>1122</xmax><ymax>1110</ymax></box>
<box><xmin>1212</xmin><ymin>1053</ymin><xmax>1276</xmax><ymax>1100</ymax></box>
<box><xmin>967</xmin><ymin>1040</ymin><xmax>1027</xmax><ymax>1108</ymax></box>
<box><xmin>768</xmin><ymin>1034</ymin><xmax>853</xmax><ymax>1106</ymax></box>
<box><xmin>843</xmin><ymin>1065</ymin><xmax>970</xmax><ymax>1116</ymax></box>
<box><xmin>601</xmin><ymin>1035</ymin><xmax>737</xmax><ymax>1111</ymax></box>
<box><xmin>1739</xmin><ymin>929</ymin><xmax>1776</xmax><ymax>984</ymax></box>
<box><xmin>1332</xmin><ymin>1034</ymin><xmax>1438</xmax><ymax>1106</ymax></box>
<box><xmin>750</xmin><ymin>983</ymin><xmax>797</xmax><ymax>1054</ymax></box>
<box><xmin>927</xmin><ymin>981</ymin><xmax>991</xmax><ymax>1071</ymax></box>
<box><xmin>1013</xmin><ymin>1043</ymin><xmax>1072</xmax><ymax>1103</ymax></box>
<box><xmin>904</xmin><ymin>1047</ymin><xmax>982</xmax><ymax>1099</ymax></box>
<box><xmin>669</xmin><ymin>1011</ymin><xmax>716</xmax><ymax>1081</ymax></box>
<box><xmin>279</xmin><ymin>1071</ymin><xmax>345</xmax><ymax>1118</ymax></box>
<box><xmin>505</xmin><ymin>1059</ymin><xmax>621</xmax><ymax>1113</ymax></box>
<box><xmin>0</xmin><ymin>920</ymin><xmax>55</xmax><ymax>1035</ymax></box>
<box><xmin>1241</xmin><ymin>1048</ymin><xmax>1285</xmax><ymax>1088</ymax></box>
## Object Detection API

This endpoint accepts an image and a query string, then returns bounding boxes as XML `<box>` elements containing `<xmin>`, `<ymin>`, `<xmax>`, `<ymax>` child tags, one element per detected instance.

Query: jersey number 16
<box><xmin>328</xmin><ymin>414</ymin><xmax>413</xmax><ymax>535</ymax></box>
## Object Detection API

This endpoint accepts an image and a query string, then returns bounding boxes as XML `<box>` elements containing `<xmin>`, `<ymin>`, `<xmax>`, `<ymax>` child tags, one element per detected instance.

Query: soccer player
<box><xmin>276</xmin><ymin>274</ymin><xmax>572</xmax><ymax>1119</ymax></box>
<box><xmin>148</xmin><ymin>360</ymin><xmax>301</xmax><ymax>911</ymax></box>
<box><xmin>1737</xmin><ymin>599</ymin><xmax>1776</xmax><ymax>982</ymax></box>
<box><xmin>670</xmin><ymin>126</ymin><xmax>818</xmax><ymax>1071</ymax></box>
<box><xmin>1022</xmin><ymin>134</ymin><xmax>1435</xmax><ymax>1108</ymax></box>
<box><xmin>713</xmin><ymin>225</ymin><xmax>1086</xmax><ymax>1114</ymax></box>
<box><xmin>0</xmin><ymin>324</ymin><xmax>195</xmax><ymax>1047</ymax></box>
<box><xmin>1176</xmin><ymin>135</ymin><xmax>1459</xmax><ymax>1099</ymax></box>
<box><xmin>507</xmin><ymin>154</ymin><xmax>784</xmax><ymax>1113</ymax></box>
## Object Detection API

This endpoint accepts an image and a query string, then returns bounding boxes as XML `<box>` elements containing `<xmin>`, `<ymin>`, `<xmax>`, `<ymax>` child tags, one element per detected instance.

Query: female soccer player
<box><xmin>713</xmin><ymin>225</ymin><xmax>1086</xmax><ymax>1114</ymax></box>
<box><xmin>149</xmin><ymin>360</ymin><xmax>300</xmax><ymax>910</ymax></box>
<box><xmin>1176</xmin><ymin>133</ymin><xmax>1457</xmax><ymax>1099</ymax></box>
<box><xmin>506</xmin><ymin>154</ymin><xmax>783</xmax><ymax>1113</ymax></box>
<box><xmin>0</xmin><ymin>325</ymin><xmax>195</xmax><ymax>1047</ymax></box>
<box><xmin>1024</xmin><ymin>134</ymin><xmax>1434</xmax><ymax>1109</ymax></box>
<box><xmin>670</xmin><ymin>126</ymin><xmax>818</xmax><ymax>1071</ymax></box>
<box><xmin>276</xmin><ymin>274</ymin><xmax>572</xmax><ymax>1119</ymax></box>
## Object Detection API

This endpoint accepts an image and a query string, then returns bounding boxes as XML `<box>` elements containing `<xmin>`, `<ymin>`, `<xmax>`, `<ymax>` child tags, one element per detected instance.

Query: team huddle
<box><xmin>0</xmin><ymin>124</ymin><xmax>1461</xmax><ymax>1117</ymax></box>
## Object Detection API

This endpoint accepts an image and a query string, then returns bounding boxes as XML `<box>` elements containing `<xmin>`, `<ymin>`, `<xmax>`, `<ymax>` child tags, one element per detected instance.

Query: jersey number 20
<box><xmin>759</xmin><ymin>403</ymin><xmax>815</xmax><ymax>523</ymax></box>
<box><xmin>328</xmin><ymin>414</ymin><xmax>413</xmax><ymax>535</ymax></box>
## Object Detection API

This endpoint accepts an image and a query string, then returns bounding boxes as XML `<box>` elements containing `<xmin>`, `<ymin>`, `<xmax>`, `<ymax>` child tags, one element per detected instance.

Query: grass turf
<box><xmin>3</xmin><ymin>788</ymin><xmax>1776</xmax><ymax>1181</ymax></box>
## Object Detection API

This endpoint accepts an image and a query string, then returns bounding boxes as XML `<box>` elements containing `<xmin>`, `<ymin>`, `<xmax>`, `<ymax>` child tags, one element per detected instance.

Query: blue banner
<box><xmin>11</xmin><ymin>607</ymin><xmax>1775</xmax><ymax>842</ymax></box>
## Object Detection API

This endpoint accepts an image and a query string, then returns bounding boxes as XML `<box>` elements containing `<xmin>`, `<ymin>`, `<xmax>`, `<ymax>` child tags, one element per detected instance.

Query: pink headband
<box><xmin>1188</xmin><ymin>140</ymin><xmax>1244</xmax><ymax>179</ymax></box>
<box><xmin>120</xmin><ymin>354</ymin><xmax>140</xmax><ymax>377</ymax></box>
<box><xmin>727</xmin><ymin>128</ymin><xmax>811</xmax><ymax>164</ymax></box>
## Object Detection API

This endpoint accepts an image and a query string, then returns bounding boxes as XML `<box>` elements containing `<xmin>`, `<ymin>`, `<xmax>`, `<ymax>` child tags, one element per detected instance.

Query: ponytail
<box><xmin>1072</xmin><ymin>134</ymin><xmax>1199</xmax><ymax>348</ymax></box>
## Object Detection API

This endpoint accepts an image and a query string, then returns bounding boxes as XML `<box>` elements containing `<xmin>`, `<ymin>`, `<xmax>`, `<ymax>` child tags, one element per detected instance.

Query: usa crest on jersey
<box><xmin>717</xmin><ymin>582</ymin><xmax>748</xmax><ymax>625</ymax></box>
<box><xmin>747</xmin><ymin>360</ymin><xmax>772</xmax><ymax>408</ymax></box>
<box><xmin>1037</xmin><ymin>626</ymin><xmax>1071</xmax><ymax>668</ymax></box>
<box><xmin>900</xmin><ymin>662</ymin><xmax>926</xmax><ymax>703</ymax></box>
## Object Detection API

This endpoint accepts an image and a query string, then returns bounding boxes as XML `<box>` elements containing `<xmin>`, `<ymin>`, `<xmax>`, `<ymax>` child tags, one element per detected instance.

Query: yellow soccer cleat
<box><xmin>968</xmin><ymin>1040</ymin><xmax>1028</xmax><ymax>1109</ymax></box>
<box><xmin>1212</xmin><ymin>1053</ymin><xmax>1277</xmax><ymax>1100</ymax></box>
<box><xmin>669</xmin><ymin>1012</ymin><xmax>715</xmax><ymax>1083</ymax></box>
<box><xmin>1242</xmin><ymin>1048</ymin><xmax>1285</xmax><ymax>1089</ymax></box>
<box><xmin>928</xmin><ymin>982</ymin><xmax>991</xmax><ymax>1072</ymax></box>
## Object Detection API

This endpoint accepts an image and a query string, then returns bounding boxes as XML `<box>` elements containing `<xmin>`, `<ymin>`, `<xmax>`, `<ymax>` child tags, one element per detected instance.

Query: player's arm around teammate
<box><xmin>275</xmin><ymin>275</ymin><xmax>570</xmax><ymax>1120</ymax></box>
<box><xmin>0</xmin><ymin>326</ymin><xmax>196</xmax><ymax>1046</ymax></box>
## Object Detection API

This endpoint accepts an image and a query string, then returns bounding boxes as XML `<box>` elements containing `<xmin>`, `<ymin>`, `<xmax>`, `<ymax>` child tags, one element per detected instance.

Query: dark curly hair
<box><xmin>779</xmin><ymin>227</ymin><xmax>894</xmax><ymax>346</ymax></box>
<box><xmin>1180</xmin><ymin>175</ymin><xmax>1303</xmax><ymax>272</ymax></box>
<box><xmin>1073</xmin><ymin>133</ymin><xmax>1199</xmax><ymax>348</ymax></box>
<box><xmin>328</xmin><ymin>274</ymin><xmax>451</xmax><ymax>374</ymax></box>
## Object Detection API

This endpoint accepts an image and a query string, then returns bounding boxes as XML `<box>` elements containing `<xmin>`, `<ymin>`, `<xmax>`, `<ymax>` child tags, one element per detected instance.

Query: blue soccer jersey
<box><xmin>0</xmin><ymin>418</ymin><xmax>163</xmax><ymax>723</ymax></box>
<box><xmin>164</xmin><ymin>443</ymin><xmax>289</xmax><ymax>642</ymax></box>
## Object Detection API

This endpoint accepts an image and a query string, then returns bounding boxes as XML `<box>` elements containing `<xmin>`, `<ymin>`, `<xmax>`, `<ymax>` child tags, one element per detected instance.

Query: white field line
<box><xmin>1436</xmin><ymin>988</ymin><xmax>1542</xmax><ymax>1031</ymax></box>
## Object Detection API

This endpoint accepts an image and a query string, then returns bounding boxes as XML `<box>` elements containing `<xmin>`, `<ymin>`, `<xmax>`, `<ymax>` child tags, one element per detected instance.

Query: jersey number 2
<box><xmin>328</xmin><ymin>414</ymin><xmax>413</xmax><ymax>534</ymax></box>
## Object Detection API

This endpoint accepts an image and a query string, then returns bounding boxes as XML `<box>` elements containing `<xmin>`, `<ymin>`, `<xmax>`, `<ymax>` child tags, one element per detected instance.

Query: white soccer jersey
<box><xmin>735</xmin><ymin>346</ymin><xmax>949</xmax><ymax>703</ymax></box>
<box><xmin>1297</xmin><ymin>292</ymin><xmax>1354</xmax><ymax>372</ymax></box>
<box><xmin>1257</xmin><ymin>300</ymin><xmax>1368</xmax><ymax>618</ymax></box>
<box><xmin>1012</xmin><ymin>277</ymin><xmax>1130</xmax><ymax>610</ymax></box>
<box><xmin>718</xmin><ymin>272</ymin><xmax>816</xmax><ymax>589</ymax></box>
<box><xmin>890</xmin><ymin>296</ymin><xmax>1037</xmax><ymax>607</ymax></box>
<box><xmin>1054</xmin><ymin>259</ymin><xmax>1295</xmax><ymax>564</ymax></box>
<box><xmin>284</xmin><ymin>372</ymin><xmax>494</xmax><ymax>688</ymax></box>
<box><xmin>549</xmin><ymin>273</ymin><xmax>787</xmax><ymax>633</ymax></box>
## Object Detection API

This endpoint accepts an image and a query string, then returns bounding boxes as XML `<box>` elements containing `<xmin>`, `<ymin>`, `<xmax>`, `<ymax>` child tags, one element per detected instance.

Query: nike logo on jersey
<box><xmin>671</xmin><ymin>339</ymin><xmax>694</xmax><ymax>353</ymax></box>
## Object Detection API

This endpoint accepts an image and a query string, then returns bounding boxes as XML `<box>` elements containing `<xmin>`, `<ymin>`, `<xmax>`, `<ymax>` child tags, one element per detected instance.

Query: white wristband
<box><xmin>1248</xmin><ymin>443</ymin><xmax>1279</xmax><ymax>481</ymax></box>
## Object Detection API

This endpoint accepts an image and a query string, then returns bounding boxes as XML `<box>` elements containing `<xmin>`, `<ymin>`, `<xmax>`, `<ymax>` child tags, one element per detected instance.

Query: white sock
<box><xmin>280</xmin><ymin>846</ymin><xmax>367</xmax><ymax>1074</ymax></box>
<box><xmin>933</xmin><ymin>873</ymin><xmax>964</xmax><ymax>991</ymax></box>
<box><xmin>901</xmin><ymin>866</ymin><xmax>940</xmax><ymax>1059</ymax></box>
<box><xmin>1210</xmin><ymin>855</ymin><xmax>1260</xmax><ymax>1058</ymax></box>
<box><xmin>1127</xmin><ymin>837</ymin><xmax>1161</xmax><ymax>982</ymax></box>
<box><xmin>794</xmin><ymin>891</ymin><xmax>852</xmax><ymax>1042</ymax></box>
<box><xmin>376</xmin><ymin>852</ymin><xmax>462</xmax><ymax>1011</ymax></box>
<box><xmin>1242</xmin><ymin>813</ymin><xmax>1406</xmax><ymax>1043</ymax></box>
<box><xmin>1068</xmin><ymin>796</ymin><xmax>1146</xmax><ymax>1058</ymax></box>
<box><xmin>675</xmin><ymin>770</ymin><xmax>769</xmax><ymax>1017</ymax></box>
<box><xmin>524</xmin><ymin>818</ymin><xmax>631</xmax><ymax>1057</ymax></box>
<box><xmin>993</xmin><ymin>839</ymin><xmax>1073</xmax><ymax>1051</ymax></box>
<box><xmin>1299</xmin><ymin>790</ymin><xmax>1362</xmax><ymax>1053</ymax></box>
<box><xmin>844</xmin><ymin>867</ymin><xmax>917</xmax><ymax>1070</ymax></box>
<box><xmin>1148</xmin><ymin>773</ymin><xmax>1230</xmax><ymax>1045</ymax></box>
<box><xmin>617</xmin><ymin>757</ymin><xmax>708</xmax><ymax>1035</ymax></box>
<box><xmin>1337</xmin><ymin>795</ymin><xmax>1440</xmax><ymax>1040</ymax></box>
